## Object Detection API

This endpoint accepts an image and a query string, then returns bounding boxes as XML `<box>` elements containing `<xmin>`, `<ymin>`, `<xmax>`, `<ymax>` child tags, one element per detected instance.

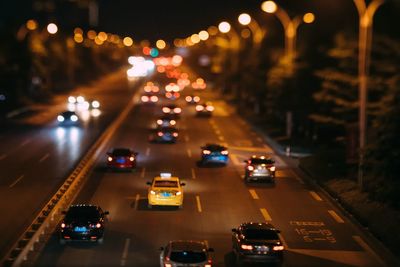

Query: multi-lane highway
<box><xmin>28</xmin><ymin>67</ymin><xmax>390</xmax><ymax>267</ymax></box>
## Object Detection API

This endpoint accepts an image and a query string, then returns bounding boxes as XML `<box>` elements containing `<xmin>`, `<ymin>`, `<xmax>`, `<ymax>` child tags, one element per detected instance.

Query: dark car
<box><xmin>200</xmin><ymin>143</ymin><xmax>229</xmax><ymax>165</ymax></box>
<box><xmin>159</xmin><ymin>240</ymin><xmax>214</xmax><ymax>267</ymax></box>
<box><xmin>141</xmin><ymin>93</ymin><xmax>159</xmax><ymax>103</ymax></box>
<box><xmin>149</xmin><ymin>127</ymin><xmax>179</xmax><ymax>143</ymax></box>
<box><xmin>106</xmin><ymin>148</ymin><xmax>138</xmax><ymax>170</ymax></box>
<box><xmin>155</xmin><ymin>115</ymin><xmax>177</xmax><ymax>128</ymax></box>
<box><xmin>57</xmin><ymin>111</ymin><xmax>79</xmax><ymax>125</ymax></box>
<box><xmin>244</xmin><ymin>155</ymin><xmax>276</xmax><ymax>183</ymax></box>
<box><xmin>232</xmin><ymin>222</ymin><xmax>284</xmax><ymax>265</ymax></box>
<box><xmin>162</xmin><ymin>104</ymin><xmax>182</xmax><ymax>116</ymax></box>
<box><xmin>185</xmin><ymin>95</ymin><xmax>201</xmax><ymax>104</ymax></box>
<box><xmin>59</xmin><ymin>204</ymin><xmax>109</xmax><ymax>244</ymax></box>
<box><xmin>195</xmin><ymin>102</ymin><xmax>214</xmax><ymax>117</ymax></box>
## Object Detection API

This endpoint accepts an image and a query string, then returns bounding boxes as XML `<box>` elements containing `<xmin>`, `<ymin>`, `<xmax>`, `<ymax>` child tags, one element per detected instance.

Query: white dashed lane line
<box><xmin>140</xmin><ymin>167</ymin><xmax>146</xmax><ymax>178</ymax></box>
<box><xmin>19</xmin><ymin>138</ymin><xmax>32</xmax><ymax>147</ymax></box>
<box><xmin>187</xmin><ymin>149</ymin><xmax>192</xmax><ymax>158</ymax></box>
<box><xmin>134</xmin><ymin>194</ymin><xmax>140</xmax><ymax>210</ymax></box>
<box><xmin>191</xmin><ymin>168</ymin><xmax>196</xmax><ymax>179</ymax></box>
<box><xmin>196</xmin><ymin>196</ymin><xmax>202</xmax><ymax>212</ymax></box>
<box><xmin>328</xmin><ymin>210</ymin><xmax>345</xmax><ymax>223</ymax></box>
<box><xmin>9</xmin><ymin>175</ymin><xmax>24</xmax><ymax>188</ymax></box>
<box><xmin>184</xmin><ymin>135</ymin><xmax>190</xmax><ymax>142</ymax></box>
<box><xmin>120</xmin><ymin>238</ymin><xmax>131</xmax><ymax>266</ymax></box>
<box><xmin>145</xmin><ymin>147</ymin><xmax>150</xmax><ymax>157</ymax></box>
<box><xmin>39</xmin><ymin>153</ymin><xmax>50</xmax><ymax>163</ymax></box>
<box><xmin>309</xmin><ymin>191</ymin><xmax>323</xmax><ymax>201</ymax></box>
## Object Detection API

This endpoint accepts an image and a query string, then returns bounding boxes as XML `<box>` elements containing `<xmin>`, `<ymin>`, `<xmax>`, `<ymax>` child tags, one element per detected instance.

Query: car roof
<box><xmin>240</xmin><ymin>222</ymin><xmax>277</xmax><ymax>230</ymax></box>
<box><xmin>203</xmin><ymin>143</ymin><xmax>226</xmax><ymax>150</ymax></box>
<box><xmin>157</xmin><ymin>127</ymin><xmax>177</xmax><ymax>131</ymax></box>
<box><xmin>169</xmin><ymin>240</ymin><xmax>206</xmax><ymax>251</ymax></box>
<box><xmin>61</xmin><ymin>111</ymin><xmax>77</xmax><ymax>115</ymax></box>
<box><xmin>153</xmin><ymin>176</ymin><xmax>180</xmax><ymax>182</ymax></box>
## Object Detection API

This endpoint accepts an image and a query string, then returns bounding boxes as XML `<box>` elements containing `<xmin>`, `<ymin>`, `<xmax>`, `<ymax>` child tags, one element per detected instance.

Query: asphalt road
<box><xmin>32</xmin><ymin>68</ymin><xmax>388</xmax><ymax>267</ymax></box>
<box><xmin>0</xmin><ymin>69</ymin><xmax>141</xmax><ymax>261</ymax></box>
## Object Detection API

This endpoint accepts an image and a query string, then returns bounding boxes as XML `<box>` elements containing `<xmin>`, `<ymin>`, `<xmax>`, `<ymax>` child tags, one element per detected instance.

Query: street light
<box><xmin>237</xmin><ymin>13</ymin><xmax>266</xmax><ymax>49</ymax></box>
<box><xmin>261</xmin><ymin>1</ymin><xmax>314</xmax><ymax>63</ymax></box>
<box><xmin>353</xmin><ymin>0</ymin><xmax>384</xmax><ymax>190</ymax></box>
<box><xmin>218</xmin><ymin>21</ymin><xmax>231</xmax><ymax>33</ymax></box>
<box><xmin>47</xmin><ymin>23</ymin><xmax>58</xmax><ymax>34</ymax></box>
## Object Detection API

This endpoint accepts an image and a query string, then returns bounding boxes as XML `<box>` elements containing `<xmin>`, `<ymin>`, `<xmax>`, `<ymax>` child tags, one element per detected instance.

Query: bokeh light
<box><xmin>238</xmin><ymin>13</ymin><xmax>251</xmax><ymax>26</ymax></box>
<box><xmin>261</xmin><ymin>1</ymin><xmax>277</xmax><ymax>13</ymax></box>
<box><xmin>123</xmin><ymin>37</ymin><xmax>133</xmax><ymax>47</ymax></box>
<box><xmin>303</xmin><ymin>13</ymin><xmax>315</xmax><ymax>24</ymax></box>
<box><xmin>218</xmin><ymin>21</ymin><xmax>231</xmax><ymax>33</ymax></box>
<box><xmin>26</xmin><ymin>19</ymin><xmax>38</xmax><ymax>30</ymax></box>
<box><xmin>47</xmin><ymin>23</ymin><xmax>58</xmax><ymax>34</ymax></box>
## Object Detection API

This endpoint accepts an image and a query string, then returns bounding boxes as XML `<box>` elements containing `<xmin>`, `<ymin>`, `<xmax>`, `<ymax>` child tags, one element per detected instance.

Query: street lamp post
<box><xmin>353</xmin><ymin>0</ymin><xmax>384</xmax><ymax>190</ymax></box>
<box><xmin>237</xmin><ymin>13</ymin><xmax>266</xmax><ymax>50</ymax></box>
<box><xmin>261</xmin><ymin>1</ymin><xmax>314</xmax><ymax>64</ymax></box>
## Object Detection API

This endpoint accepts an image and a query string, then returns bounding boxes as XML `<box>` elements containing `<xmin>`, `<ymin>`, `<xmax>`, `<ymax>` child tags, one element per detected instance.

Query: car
<box><xmin>156</xmin><ymin>115</ymin><xmax>177</xmax><ymax>128</ymax></box>
<box><xmin>160</xmin><ymin>240</ymin><xmax>214</xmax><ymax>267</ymax></box>
<box><xmin>57</xmin><ymin>111</ymin><xmax>79</xmax><ymax>125</ymax></box>
<box><xmin>106</xmin><ymin>148</ymin><xmax>138</xmax><ymax>170</ymax></box>
<box><xmin>200</xmin><ymin>143</ymin><xmax>229</xmax><ymax>165</ymax></box>
<box><xmin>165</xmin><ymin>91</ymin><xmax>180</xmax><ymax>100</ymax></box>
<box><xmin>149</xmin><ymin>127</ymin><xmax>179</xmax><ymax>143</ymax></box>
<box><xmin>232</xmin><ymin>222</ymin><xmax>284</xmax><ymax>265</ymax></box>
<box><xmin>162</xmin><ymin>104</ymin><xmax>182</xmax><ymax>116</ymax></box>
<box><xmin>195</xmin><ymin>102</ymin><xmax>214</xmax><ymax>117</ymax></box>
<box><xmin>59</xmin><ymin>204</ymin><xmax>109</xmax><ymax>244</ymax></box>
<box><xmin>147</xmin><ymin>173</ymin><xmax>185</xmax><ymax>208</ymax></box>
<box><xmin>141</xmin><ymin>93</ymin><xmax>159</xmax><ymax>103</ymax></box>
<box><xmin>244</xmin><ymin>155</ymin><xmax>276</xmax><ymax>183</ymax></box>
<box><xmin>185</xmin><ymin>95</ymin><xmax>201</xmax><ymax>104</ymax></box>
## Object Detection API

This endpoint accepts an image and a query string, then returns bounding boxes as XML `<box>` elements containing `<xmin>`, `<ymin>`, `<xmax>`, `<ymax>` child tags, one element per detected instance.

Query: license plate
<box><xmin>116</xmin><ymin>158</ymin><xmax>125</xmax><ymax>164</ymax></box>
<box><xmin>161</xmin><ymin>192</ymin><xmax>171</xmax><ymax>197</ymax></box>
<box><xmin>74</xmin><ymin>226</ymin><xmax>87</xmax><ymax>232</ymax></box>
<box><xmin>256</xmin><ymin>246</ymin><xmax>269</xmax><ymax>252</ymax></box>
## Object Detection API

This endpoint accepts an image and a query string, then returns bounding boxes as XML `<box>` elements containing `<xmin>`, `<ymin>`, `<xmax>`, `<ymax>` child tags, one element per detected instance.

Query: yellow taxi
<box><xmin>147</xmin><ymin>173</ymin><xmax>185</xmax><ymax>209</ymax></box>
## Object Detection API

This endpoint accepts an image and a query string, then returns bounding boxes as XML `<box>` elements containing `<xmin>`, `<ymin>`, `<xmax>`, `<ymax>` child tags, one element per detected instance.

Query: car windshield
<box><xmin>154</xmin><ymin>180</ymin><xmax>178</xmax><ymax>187</ymax></box>
<box><xmin>251</xmin><ymin>158</ymin><xmax>274</xmax><ymax>164</ymax></box>
<box><xmin>65</xmin><ymin>206</ymin><xmax>100</xmax><ymax>221</ymax></box>
<box><xmin>170</xmin><ymin>251</ymin><xmax>207</xmax><ymax>263</ymax></box>
<box><xmin>112</xmin><ymin>149</ymin><xmax>131</xmax><ymax>156</ymax></box>
<box><xmin>243</xmin><ymin>229</ymin><xmax>279</xmax><ymax>240</ymax></box>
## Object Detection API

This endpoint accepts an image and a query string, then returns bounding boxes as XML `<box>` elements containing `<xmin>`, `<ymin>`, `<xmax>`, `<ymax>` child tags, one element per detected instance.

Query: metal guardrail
<box><xmin>1</xmin><ymin>78</ymin><xmax>143</xmax><ymax>267</ymax></box>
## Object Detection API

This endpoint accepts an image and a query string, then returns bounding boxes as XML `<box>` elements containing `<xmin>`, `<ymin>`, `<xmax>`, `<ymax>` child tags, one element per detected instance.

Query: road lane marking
<box><xmin>260</xmin><ymin>208</ymin><xmax>272</xmax><ymax>221</ymax></box>
<box><xmin>191</xmin><ymin>168</ymin><xmax>196</xmax><ymax>179</ymax></box>
<box><xmin>39</xmin><ymin>153</ymin><xmax>50</xmax><ymax>163</ymax></box>
<box><xmin>120</xmin><ymin>238</ymin><xmax>131</xmax><ymax>266</ymax></box>
<box><xmin>196</xmin><ymin>196</ymin><xmax>202</xmax><ymax>212</ymax></box>
<box><xmin>288</xmin><ymin>169</ymin><xmax>305</xmax><ymax>184</ymax></box>
<box><xmin>184</xmin><ymin>135</ymin><xmax>190</xmax><ymax>142</ymax></box>
<box><xmin>278</xmin><ymin>233</ymin><xmax>289</xmax><ymax>249</ymax></box>
<box><xmin>328</xmin><ymin>210</ymin><xmax>345</xmax><ymax>223</ymax></box>
<box><xmin>0</xmin><ymin>154</ymin><xmax>6</xmax><ymax>161</ymax></box>
<box><xmin>9</xmin><ymin>175</ymin><xmax>24</xmax><ymax>188</ymax></box>
<box><xmin>230</xmin><ymin>154</ymin><xmax>241</xmax><ymax>166</ymax></box>
<box><xmin>249</xmin><ymin>189</ymin><xmax>259</xmax><ymax>200</ymax></box>
<box><xmin>20</xmin><ymin>138</ymin><xmax>32</xmax><ymax>147</ymax></box>
<box><xmin>187</xmin><ymin>149</ymin><xmax>192</xmax><ymax>158</ymax></box>
<box><xmin>140</xmin><ymin>167</ymin><xmax>146</xmax><ymax>178</ymax></box>
<box><xmin>352</xmin><ymin>235</ymin><xmax>385</xmax><ymax>266</ymax></box>
<box><xmin>145</xmin><ymin>147</ymin><xmax>150</xmax><ymax>156</ymax></box>
<box><xmin>218</xmin><ymin>135</ymin><xmax>225</xmax><ymax>142</ymax></box>
<box><xmin>134</xmin><ymin>194</ymin><xmax>140</xmax><ymax>210</ymax></box>
<box><xmin>215</xmin><ymin>130</ymin><xmax>221</xmax><ymax>135</ymax></box>
<box><xmin>309</xmin><ymin>191</ymin><xmax>323</xmax><ymax>201</ymax></box>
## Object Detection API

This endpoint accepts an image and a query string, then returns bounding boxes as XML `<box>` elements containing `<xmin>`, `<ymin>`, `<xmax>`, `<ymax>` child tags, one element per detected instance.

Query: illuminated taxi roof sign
<box><xmin>160</xmin><ymin>172</ymin><xmax>172</xmax><ymax>178</ymax></box>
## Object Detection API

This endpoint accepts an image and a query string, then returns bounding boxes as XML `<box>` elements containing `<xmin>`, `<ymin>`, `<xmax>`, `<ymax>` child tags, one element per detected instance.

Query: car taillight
<box><xmin>158</xmin><ymin>132</ymin><xmax>163</xmax><ymax>137</ymax></box>
<box><xmin>185</xmin><ymin>96</ymin><xmax>192</xmax><ymax>102</ymax></box>
<box><xmin>269</xmin><ymin>166</ymin><xmax>276</xmax><ymax>171</ymax></box>
<box><xmin>162</xmin><ymin>107</ymin><xmax>171</xmax><ymax>113</ymax></box>
<box><xmin>157</xmin><ymin>119</ymin><xmax>163</xmax><ymax>125</ymax></box>
<box><xmin>273</xmin><ymin>245</ymin><xmax>284</xmax><ymax>251</ymax></box>
<box><xmin>96</xmin><ymin>223</ymin><xmax>102</xmax><ymax>228</ymax></box>
<box><xmin>196</xmin><ymin>105</ymin><xmax>204</xmax><ymax>111</ymax></box>
<box><xmin>203</xmin><ymin>150</ymin><xmax>211</xmax><ymax>155</ymax></box>
<box><xmin>166</xmin><ymin>92</ymin><xmax>172</xmax><ymax>98</ymax></box>
<box><xmin>141</xmin><ymin>96</ymin><xmax>149</xmax><ymax>102</ymax></box>
<box><xmin>129</xmin><ymin>156</ymin><xmax>135</xmax><ymax>161</ymax></box>
<box><xmin>151</xmin><ymin>96</ymin><xmax>158</xmax><ymax>102</ymax></box>
<box><xmin>170</xmin><ymin>120</ymin><xmax>176</xmax><ymax>125</ymax></box>
<box><xmin>193</xmin><ymin>96</ymin><xmax>200</xmax><ymax>102</ymax></box>
<box><xmin>173</xmin><ymin>132</ymin><xmax>178</xmax><ymax>137</ymax></box>
<box><xmin>174</xmin><ymin>107</ymin><xmax>181</xmax><ymax>113</ymax></box>
<box><xmin>221</xmin><ymin>150</ymin><xmax>228</xmax><ymax>155</ymax></box>
<box><xmin>241</xmin><ymin>244</ymin><xmax>253</xmax><ymax>250</ymax></box>
<box><xmin>247</xmin><ymin>165</ymin><xmax>254</xmax><ymax>171</ymax></box>
<box><xmin>61</xmin><ymin>223</ymin><xmax>66</xmax><ymax>228</ymax></box>
<box><xmin>206</xmin><ymin>105</ymin><xmax>214</xmax><ymax>111</ymax></box>
<box><xmin>107</xmin><ymin>156</ymin><xmax>113</xmax><ymax>162</ymax></box>
<box><xmin>164</xmin><ymin>264</ymin><xmax>172</xmax><ymax>267</ymax></box>
<box><xmin>150</xmin><ymin>190</ymin><xmax>156</xmax><ymax>195</ymax></box>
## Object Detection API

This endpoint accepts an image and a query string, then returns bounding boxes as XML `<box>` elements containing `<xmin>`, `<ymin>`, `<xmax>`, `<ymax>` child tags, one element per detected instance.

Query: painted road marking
<box><xmin>218</xmin><ymin>135</ymin><xmax>225</xmax><ymax>142</ymax></box>
<box><xmin>9</xmin><ymin>175</ymin><xmax>24</xmax><ymax>188</ymax></box>
<box><xmin>278</xmin><ymin>233</ymin><xmax>289</xmax><ymax>249</ymax></box>
<box><xmin>187</xmin><ymin>149</ymin><xmax>192</xmax><ymax>158</ymax></box>
<box><xmin>39</xmin><ymin>153</ymin><xmax>50</xmax><ymax>163</ymax></box>
<box><xmin>352</xmin><ymin>235</ymin><xmax>385</xmax><ymax>266</ymax></box>
<box><xmin>140</xmin><ymin>167</ymin><xmax>146</xmax><ymax>178</ymax></box>
<box><xmin>145</xmin><ymin>147</ymin><xmax>150</xmax><ymax>157</ymax></box>
<box><xmin>191</xmin><ymin>168</ymin><xmax>196</xmax><ymax>179</ymax></box>
<box><xmin>309</xmin><ymin>191</ymin><xmax>323</xmax><ymax>201</ymax></box>
<box><xmin>196</xmin><ymin>196</ymin><xmax>202</xmax><ymax>213</ymax></box>
<box><xmin>328</xmin><ymin>210</ymin><xmax>345</xmax><ymax>223</ymax></box>
<box><xmin>215</xmin><ymin>130</ymin><xmax>221</xmax><ymax>135</ymax></box>
<box><xmin>184</xmin><ymin>135</ymin><xmax>190</xmax><ymax>142</ymax></box>
<box><xmin>134</xmin><ymin>194</ymin><xmax>140</xmax><ymax>210</ymax></box>
<box><xmin>0</xmin><ymin>154</ymin><xmax>7</xmax><ymax>161</ymax></box>
<box><xmin>230</xmin><ymin>154</ymin><xmax>241</xmax><ymax>166</ymax></box>
<box><xmin>249</xmin><ymin>189</ymin><xmax>259</xmax><ymax>200</ymax></box>
<box><xmin>20</xmin><ymin>138</ymin><xmax>32</xmax><ymax>147</ymax></box>
<box><xmin>120</xmin><ymin>238</ymin><xmax>131</xmax><ymax>266</ymax></box>
<box><xmin>260</xmin><ymin>208</ymin><xmax>272</xmax><ymax>221</ymax></box>
<box><xmin>288</xmin><ymin>169</ymin><xmax>305</xmax><ymax>184</ymax></box>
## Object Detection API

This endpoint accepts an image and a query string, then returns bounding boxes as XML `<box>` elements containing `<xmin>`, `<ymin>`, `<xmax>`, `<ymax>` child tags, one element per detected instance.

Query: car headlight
<box><xmin>57</xmin><ymin>115</ymin><xmax>65</xmax><ymax>122</ymax></box>
<box><xmin>107</xmin><ymin>157</ymin><xmax>113</xmax><ymax>162</ymax></box>
<box><xmin>247</xmin><ymin>165</ymin><xmax>254</xmax><ymax>171</ymax></box>
<box><xmin>273</xmin><ymin>245</ymin><xmax>284</xmax><ymax>251</ymax></box>
<box><xmin>70</xmin><ymin>115</ymin><xmax>78</xmax><ymax>122</ymax></box>
<box><xmin>129</xmin><ymin>156</ymin><xmax>135</xmax><ymax>161</ymax></box>
<box><xmin>203</xmin><ymin>150</ymin><xmax>211</xmax><ymax>155</ymax></box>
<box><xmin>269</xmin><ymin>166</ymin><xmax>276</xmax><ymax>171</ymax></box>
<box><xmin>221</xmin><ymin>150</ymin><xmax>228</xmax><ymax>155</ymax></box>
<box><xmin>91</xmin><ymin>100</ymin><xmax>100</xmax><ymax>108</ymax></box>
<box><xmin>241</xmin><ymin>244</ymin><xmax>253</xmax><ymax>250</ymax></box>
<box><xmin>150</xmin><ymin>190</ymin><xmax>156</xmax><ymax>195</ymax></box>
<box><xmin>175</xmin><ymin>191</ymin><xmax>181</xmax><ymax>196</ymax></box>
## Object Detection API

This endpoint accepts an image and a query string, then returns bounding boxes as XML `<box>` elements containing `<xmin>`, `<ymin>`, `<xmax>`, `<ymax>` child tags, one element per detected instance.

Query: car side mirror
<box><xmin>180</xmin><ymin>182</ymin><xmax>186</xmax><ymax>186</ymax></box>
<box><xmin>103</xmin><ymin>211</ymin><xmax>110</xmax><ymax>215</ymax></box>
<box><xmin>146</xmin><ymin>181</ymin><xmax>152</xmax><ymax>185</ymax></box>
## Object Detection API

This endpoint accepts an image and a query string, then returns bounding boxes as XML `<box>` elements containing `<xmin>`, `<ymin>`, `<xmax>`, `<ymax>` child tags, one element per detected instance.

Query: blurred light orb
<box><xmin>190</xmin><ymin>34</ymin><xmax>200</xmax><ymax>44</ymax></box>
<box><xmin>98</xmin><ymin>31</ymin><xmax>108</xmax><ymax>41</ymax></box>
<box><xmin>198</xmin><ymin>30</ymin><xmax>209</xmax><ymax>41</ymax></box>
<box><xmin>47</xmin><ymin>23</ymin><xmax>58</xmax><ymax>34</ymax></box>
<box><xmin>74</xmin><ymin>27</ymin><xmax>83</xmax><ymax>35</ymax></box>
<box><xmin>218</xmin><ymin>21</ymin><xmax>231</xmax><ymax>33</ymax></box>
<box><xmin>261</xmin><ymin>1</ymin><xmax>277</xmax><ymax>13</ymax></box>
<box><xmin>303</xmin><ymin>13</ymin><xmax>315</xmax><ymax>24</ymax></box>
<box><xmin>238</xmin><ymin>13</ymin><xmax>251</xmax><ymax>26</ymax></box>
<box><xmin>208</xmin><ymin>26</ymin><xmax>219</xmax><ymax>36</ymax></box>
<box><xmin>156</xmin><ymin>39</ymin><xmax>166</xmax><ymax>49</ymax></box>
<box><xmin>150</xmin><ymin>48</ymin><xmax>159</xmax><ymax>57</ymax></box>
<box><xmin>241</xmin><ymin>29</ymin><xmax>251</xmax><ymax>39</ymax></box>
<box><xmin>26</xmin><ymin>19</ymin><xmax>38</xmax><ymax>30</ymax></box>
<box><xmin>123</xmin><ymin>37</ymin><xmax>133</xmax><ymax>47</ymax></box>
<box><xmin>87</xmin><ymin>30</ymin><xmax>97</xmax><ymax>40</ymax></box>
<box><xmin>74</xmin><ymin>34</ymin><xmax>83</xmax><ymax>43</ymax></box>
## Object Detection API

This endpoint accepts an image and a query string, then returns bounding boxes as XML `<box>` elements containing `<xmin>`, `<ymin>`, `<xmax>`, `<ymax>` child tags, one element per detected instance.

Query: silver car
<box><xmin>160</xmin><ymin>240</ymin><xmax>214</xmax><ymax>267</ymax></box>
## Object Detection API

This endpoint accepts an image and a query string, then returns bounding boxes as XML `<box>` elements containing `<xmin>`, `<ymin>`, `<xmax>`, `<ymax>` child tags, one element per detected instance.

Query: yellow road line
<box><xmin>9</xmin><ymin>175</ymin><xmax>24</xmax><ymax>188</ymax></box>
<box><xmin>260</xmin><ymin>208</ymin><xmax>272</xmax><ymax>221</ymax></box>
<box><xmin>196</xmin><ymin>196</ymin><xmax>202</xmax><ymax>212</ymax></box>
<box><xmin>352</xmin><ymin>235</ymin><xmax>385</xmax><ymax>266</ymax></box>
<box><xmin>218</xmin><ymin>135</ymin><xmax>225</xmax><ymax>142</ymax></box>
<box><xmin>309</xmin><ymin>191</ymin><xmax>323</xmax><ymax>201</ymax></box>
<box><xmin>191</xmin><ymin>168</ymin><xmax>196</xmax><ymax>179</ymax></box>
<box><xmin>187</xmin><ymin>149</ymin><xmax>192</xmax><ymax>158</ymax></box>
<box><xmin>140</xmin><ymin>167</ymin><xmax>146</xmax><ymax>178</ymax></box>
<box><xmin>328</xmin><ymin>210</ymin><xmax>345</xmax><ymax>223</ymax></box>
<box><xmin>134</xmin><ymin>194</ymin><xmax>140</xmax><ymax>210</ymax></box>
<box><xmin>230</xmin><ymin>153</ymin><xmax>241</xmax><ymax>166</ymax></box>
<box><xmin>249</xmin><ymin>189</ymin><xmax>259</xmax><ymax>200</ymax></box>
